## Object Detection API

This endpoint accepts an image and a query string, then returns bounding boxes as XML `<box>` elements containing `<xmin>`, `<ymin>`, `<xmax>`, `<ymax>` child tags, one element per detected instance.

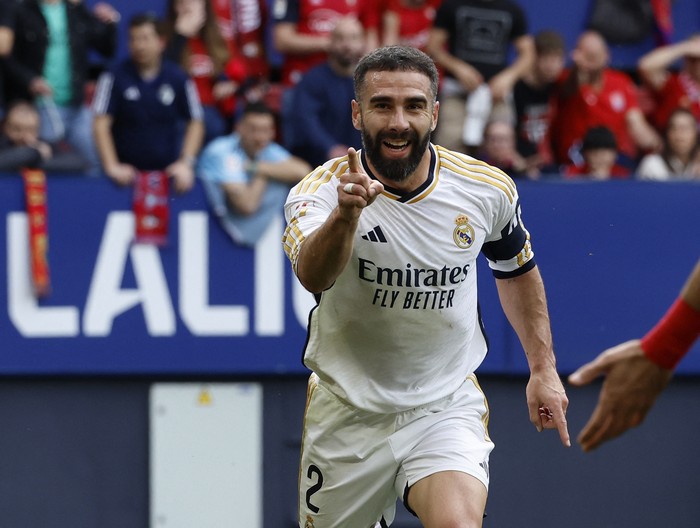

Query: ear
<box><xmin>431</xmin><ymin>100</ymin><xmax>439</xmax><ymax>132</ymax></box>
<box><xmin>351</xmin><ymin>100</ymin><xmax>362</xmax><ymax>131</ymax></box>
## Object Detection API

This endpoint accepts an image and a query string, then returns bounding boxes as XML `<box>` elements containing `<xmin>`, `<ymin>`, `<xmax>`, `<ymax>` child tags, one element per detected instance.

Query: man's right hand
<box><xmin>105</xmin><ymin>163</ymin><xmax>137</xmax><ymax>186</ymax></box>
<box><xmin>336</xmin><ymin>148</ymin><xmax>383</xmax><ymax>221</ymax></box>
<box><xmin>30</xmin><ymin>78</ymin><xmax>53</xmax><ymax>97</ymax></box>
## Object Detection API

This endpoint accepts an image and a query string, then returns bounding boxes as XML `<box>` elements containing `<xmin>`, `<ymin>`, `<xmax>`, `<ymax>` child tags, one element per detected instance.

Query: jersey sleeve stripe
<box><xmin>438</xmin><ymin>147</ymin><xmax>516</xmax><ymax>191</ymax></box>
<box><xmin>282</xmin><ymin>217</ymin><xmax>306</xmax><ymax>272</ymax></box>
<box><xmin>439</xmin><ymin>156</ymin><xmax>516</xmax><ymax>204</ymax></box>
<box><xmin>437</xmin><ymin>147</ymin><xmax>517</xmax><ymax>199</ymax></box>
<box><xmin>297</xmin><ymin>157</ymin><xmax>347</xmax><ymax>195</ymax></box>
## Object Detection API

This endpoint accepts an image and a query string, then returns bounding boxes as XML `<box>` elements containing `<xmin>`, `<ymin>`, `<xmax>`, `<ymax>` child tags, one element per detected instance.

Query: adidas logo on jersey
<box><xmin>361</xmin><ymin>225</ymin><xmax>387</xmax><ymax>243</ymax></box>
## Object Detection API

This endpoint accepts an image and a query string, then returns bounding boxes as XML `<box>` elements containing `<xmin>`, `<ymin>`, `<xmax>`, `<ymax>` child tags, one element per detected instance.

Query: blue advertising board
<box><xmin>0</xmin><ymin>177</ymin><xmax>698</xmax><ymax>375</ymax></box>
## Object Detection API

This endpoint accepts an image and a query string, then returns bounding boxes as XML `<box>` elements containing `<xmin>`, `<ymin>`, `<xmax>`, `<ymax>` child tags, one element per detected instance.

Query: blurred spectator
<box><xmin>549</xmin><ymin>30</ymin><xmax>661</xmax><ymax>168</ymax></box>
<box><xmin>272</xmin><ymin>0</ymin><xmax>370</xmax><ymax>88</ymax></box>
<box><xmin>563</xmin><ymin>125</ymin><xmax>630</xmax><ymax>180</ymax></box>
<box><xmin>512</xmin><ymin>29</ymin><xmax>565</xmax><ymax>177</ymax></box>
<box><xmin>211</xmin><ymin>0</ymin><xmax>270</xmax><ymax>94</ymax></box>
<box><xmin>164</xmin><ymin>0</ymin><xmax>247</xmax><ymax>144</ymax></box>
<box><xmin>198</xmin><ymin>101</ymin><xmax>311</xmax><ymax>247</ymax></box>
<box><xmin>3</xmin><ymin>0</ymin><xmax>120</xmax><ymax>175</ymax></box>
<box><xmin>365</xmin><ymin>0</ymin><xmax>441</xmax><ymax>52</ymax></box>
<box><xmin>426</xmin><ymin>0</ymin><xmax>534</xmax><ymax>153</ymax></box>
<box><xmin>93</xmin><ymin>12</ymin><xmax>204</xmax><ymax>194</ymax></box>
<box><xmin>638</xmin><ymin>34</ymin><xmax>700</xmax><ymax>132</ymax></box>
<box><xmin>0</xmin><ymin>100</ymin><xmax>87</xmax><ymax>172</ymax></box>
<box><xmin>637</xmin><ymin>107</ymin><xmax>700</xmax><ymax>181</ymax></box>
<box><xmin>0</xmin><ymin>0</ymin><xmax>16</xmax><ymax>117</ymax></box>
<box><xmin>479</xmin><ymin>118</ymin><xmax>528</xmax><ymax>179</ymax></box>
<box><xmin>284</xmin><ymin>16</ymin><xmax>364</xmax><ymax>168</ymax></box>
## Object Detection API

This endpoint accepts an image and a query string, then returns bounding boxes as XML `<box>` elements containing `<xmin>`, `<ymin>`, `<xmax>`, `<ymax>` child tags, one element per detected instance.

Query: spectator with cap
<box><xmin>564</xmin><ymin>125</ymin><xmax>631</xmax><ymax>180</ymax></box>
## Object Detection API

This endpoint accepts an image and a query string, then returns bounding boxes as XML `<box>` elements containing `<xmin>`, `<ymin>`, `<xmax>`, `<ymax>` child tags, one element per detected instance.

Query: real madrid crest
<box><xmin>453</xmin><ymin>213</ymin><xmax>475</xmax><ymax>249</ymax></box>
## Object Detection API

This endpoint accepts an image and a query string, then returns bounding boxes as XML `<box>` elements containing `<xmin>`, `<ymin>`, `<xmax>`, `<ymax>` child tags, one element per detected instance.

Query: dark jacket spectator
<box><xmin>0</xmin><ymin>100</ymin><xmax>87</xmax><ymax>173</ymax></box>
<box><xmin>3</xmin><ymin>0</ymin><xmax>117</xmax><ymax>106</ymax></box>
<box><xmin>284</xmin><ymin>16</ymin><xmax>364</xmax><ymax>168</ymax></box>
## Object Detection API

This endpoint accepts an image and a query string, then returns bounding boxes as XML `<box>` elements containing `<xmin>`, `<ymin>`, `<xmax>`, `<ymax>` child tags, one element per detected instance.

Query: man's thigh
<box><xmin>299</xmin><ymin>376</ymin><xmax>398</xmax><ymax>528</ymax></box>
<box><xmin>395</xmin><ymin>376</ymin><xmax>494</xmax><ymax>522</ymax></box>
<box><xmin>408</xmin><ymin>470</ymin><xmax>487</xmax><ymax>528</ymax></box>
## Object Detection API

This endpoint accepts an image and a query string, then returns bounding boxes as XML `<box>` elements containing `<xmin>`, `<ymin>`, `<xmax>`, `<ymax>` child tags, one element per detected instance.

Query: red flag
<box><xmin>133</xmin><ymin>170</ymin><xmax>170</xmax><ymax>247</ymax></box>
<box><xmin>22</xmin><ymin>169</ymin><xmax>51</xmax><ymax>297</ymax></box>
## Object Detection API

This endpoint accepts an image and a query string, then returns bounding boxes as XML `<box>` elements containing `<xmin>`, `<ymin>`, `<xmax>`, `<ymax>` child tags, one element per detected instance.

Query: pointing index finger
<box><xmin>347</xmin><ymin>147</ymin><xmax>362</xmax><ymax>174</ymax></box>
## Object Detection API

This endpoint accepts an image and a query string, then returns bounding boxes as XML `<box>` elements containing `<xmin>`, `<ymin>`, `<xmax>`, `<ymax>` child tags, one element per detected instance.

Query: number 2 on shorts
<box><xmin>305</xmin><ymin>464</ymin><xmax>323</xmax><ymax>513</ymax></box>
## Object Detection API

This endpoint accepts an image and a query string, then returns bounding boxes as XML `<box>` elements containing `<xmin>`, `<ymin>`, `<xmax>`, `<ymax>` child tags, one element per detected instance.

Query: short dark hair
<box><xmin>129</xmin><ymin>12</ymin><xmax>165</xmax><ymax>36</ymax></box>
<box><xmin>241</xmin><ymin>101</ymin><xmax>275</xmax><ymax>118</ymax></box>
<box><xmin>353</xmin><ymin>45</ymin><xmax>439</xmax><ymax>103</ymax></box>
<box><xmin>535</xmin><ymin>30</ymin><xmax>566</xmax><ymax>55</ymax></box>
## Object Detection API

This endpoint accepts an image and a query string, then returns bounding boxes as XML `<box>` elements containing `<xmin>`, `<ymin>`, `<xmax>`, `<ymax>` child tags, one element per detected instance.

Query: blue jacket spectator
<box><xmin>283</xmin><ymin>16</ymin><xmax>364</xmax><ymax>168</ymax></box>
<box><xmin>198</xmin><ymin>102</ymin><xmax>310</xmax><ymax>247</ymax></box>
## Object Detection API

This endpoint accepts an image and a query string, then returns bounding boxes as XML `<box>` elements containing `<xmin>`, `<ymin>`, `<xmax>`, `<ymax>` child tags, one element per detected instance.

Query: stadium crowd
<box><xmin>0</xmin><ymin>0</ymin><xmax>699</xmax><ymax>244</ymax></box>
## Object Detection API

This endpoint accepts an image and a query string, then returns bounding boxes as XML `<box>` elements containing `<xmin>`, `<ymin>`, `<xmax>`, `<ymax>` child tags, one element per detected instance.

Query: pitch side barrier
<box><xmin>0</xmin><ymin>176</ymin><xmax>697</xmax><ymax>375</ymax></box>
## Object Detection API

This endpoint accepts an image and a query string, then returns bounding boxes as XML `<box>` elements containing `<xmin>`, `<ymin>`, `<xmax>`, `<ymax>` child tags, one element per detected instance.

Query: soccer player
<box><xmin>569</xmin><ymin>258</ymin><xmax>700</xmax><ymax>452</ymax></box>
<box><xmin>282</xmin><ymin>45</ymin><xmax>569</xmax><ymax>528</ymax></box>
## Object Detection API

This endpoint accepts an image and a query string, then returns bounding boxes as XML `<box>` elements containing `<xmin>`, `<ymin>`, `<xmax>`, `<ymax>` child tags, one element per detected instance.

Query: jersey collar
<box><xmin>360</xmin><ymin>144</ymin><xmax>437</xmax><ymax>203</ymax></box>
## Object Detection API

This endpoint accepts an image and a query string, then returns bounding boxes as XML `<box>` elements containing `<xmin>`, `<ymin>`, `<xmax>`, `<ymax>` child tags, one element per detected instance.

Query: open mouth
<box><xmin>382</xmin><ymin>139</ymin><xmax>410</xmax><ymax>152</ymax></box>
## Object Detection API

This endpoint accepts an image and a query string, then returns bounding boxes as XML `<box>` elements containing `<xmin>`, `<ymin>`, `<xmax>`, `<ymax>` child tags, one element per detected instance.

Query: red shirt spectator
<box><xmin>650</xmin><ymin>73</ymin><xmax>700</xmax><ymax>131</ymax></box>
<box><xmin>211</xmin><ymin>0</ymin><xmax>269</xmax><ymax>82</ymax></box>
<box><xmin>273</xmin><ymin>0</ymin><xmax>371</xmax><ymax>87</ymax></box>
<box><xmin>638</xmin><ymin>35</ymin><xmax>700</xmax><ymax>131</ymax></box>
<box><xmin>365</xmin><ymin>0</ymin><xmax>441</xmax><ymax>52</ymax></box>
<box><xmin>549</xmin><ymin>31</ymin><xmax>661</xmax><ymax>166</ymax></box>
<box><xmin>551</xmin><ymin>68</ymin><xmax>640</xmax><ymax>164</ymax></box>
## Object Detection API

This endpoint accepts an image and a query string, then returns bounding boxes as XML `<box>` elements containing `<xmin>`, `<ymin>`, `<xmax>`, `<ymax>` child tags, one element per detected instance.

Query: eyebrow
<box><xmin>368</xmin><ymin>95</ymin><xmax>429</xmax><ymax>105</ymax></box>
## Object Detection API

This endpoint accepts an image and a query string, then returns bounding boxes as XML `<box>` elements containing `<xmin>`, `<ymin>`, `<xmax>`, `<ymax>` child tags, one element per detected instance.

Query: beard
<box><xmin>360</xmin><ymin>125</ymin><xmax>431</xmax><ymax>184</ymax></box>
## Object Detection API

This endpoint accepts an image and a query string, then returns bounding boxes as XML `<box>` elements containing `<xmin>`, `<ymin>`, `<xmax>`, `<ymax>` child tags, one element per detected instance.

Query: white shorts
<box><xmin>298</xmin><ymin>373</ymin><xmax>494</xmax><ymax>528</ymax></box>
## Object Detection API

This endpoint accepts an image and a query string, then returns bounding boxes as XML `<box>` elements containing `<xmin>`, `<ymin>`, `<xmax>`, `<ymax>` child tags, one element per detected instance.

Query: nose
<box><xmin>388</xmin><ymin>108</ymin><xmax>409</xmax><ymax>132</ymax></box>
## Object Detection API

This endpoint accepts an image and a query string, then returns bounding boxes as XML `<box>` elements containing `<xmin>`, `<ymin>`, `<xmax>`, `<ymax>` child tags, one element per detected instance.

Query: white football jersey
<box><xmin>283</xmin><ymin>144</ymin><xmax>535</xmax><ymax>412</ymax></box>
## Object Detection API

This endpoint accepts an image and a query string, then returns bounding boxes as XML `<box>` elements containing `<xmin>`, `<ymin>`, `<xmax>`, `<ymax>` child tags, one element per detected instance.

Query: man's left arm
<box><xmin>495</xmin><ymin>266</ymin><xmax>571</xmax><ymax>447</ymax></box>
<box><xmin>167</xmin><ymin>79</ymin><xmax>205</xmax><ymax>193</ymax></box>
<box><xmin>489</xmin><ymin>34</ymin><xmax>535</xmax><ymax>101</ymax></box>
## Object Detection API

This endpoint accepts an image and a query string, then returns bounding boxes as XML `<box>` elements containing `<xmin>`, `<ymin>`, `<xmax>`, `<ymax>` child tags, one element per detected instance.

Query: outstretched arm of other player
<box><xmin>569</xmin><ymin>258</ymin><xmax>700</xmax><ymax>451</ymax></box>
<box><xmin>295</xmin><ymin>148</ymin><xmax>384</xmax><ymax>294</ymax></box>
<box><xmin>496</xmin><ymin>266</ymin><xmax>570</xmax><ymax>447</ymax></box>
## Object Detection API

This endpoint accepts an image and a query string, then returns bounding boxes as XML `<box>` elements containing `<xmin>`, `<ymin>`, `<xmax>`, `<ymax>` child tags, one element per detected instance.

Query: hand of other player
<box><xmin>337</xmin><ymin>147</ymin><xmax>384</xmax><ymax>221</ymax></box>
<box><xmin>526</xmin><ymin>366</ymin><xmax>570</xmax><ymax>447</ymax></box>
<box><xmin>568</xmin><ymin>339</ymin><xmax>673</xmax><ymax>452</ymax></box>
